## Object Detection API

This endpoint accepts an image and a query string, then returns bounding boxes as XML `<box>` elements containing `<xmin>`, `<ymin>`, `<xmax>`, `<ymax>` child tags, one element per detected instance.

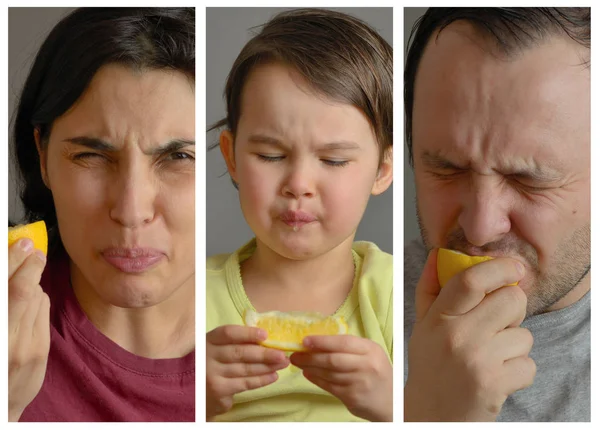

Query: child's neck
<box><xmin>240</xmin><ymin>236</ymin><xmax>356</xmax><ymax>315</ymax></box>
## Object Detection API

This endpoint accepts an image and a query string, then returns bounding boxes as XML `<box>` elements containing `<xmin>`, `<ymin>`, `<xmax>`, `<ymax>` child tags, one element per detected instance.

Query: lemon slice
<box><xmin>8</xmin><ymin>221</ymin><xmax>48</xmax><ymax>256</ymax></box>
<box><xmin>244</xmin><ymin>310</ymin><xmax>348</xmax><ymax>352</ymax></box>
<box><xmin>437</xmin><ymin>248</ymin><xmax>518</xmax><ymax>288</ymax></box>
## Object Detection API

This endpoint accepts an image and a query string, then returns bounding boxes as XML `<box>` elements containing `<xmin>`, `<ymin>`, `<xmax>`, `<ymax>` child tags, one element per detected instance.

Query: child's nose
<box><xmin>280</xmin><ymin>160</ymin><xmax>316</xmax><ymax>199</ymax></box>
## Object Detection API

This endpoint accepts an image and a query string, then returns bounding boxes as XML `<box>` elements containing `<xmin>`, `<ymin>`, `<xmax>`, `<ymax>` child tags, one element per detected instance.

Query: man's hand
<box><xmin>404</xmin><ymin>249</ymin><xmax>536</xmax><ymax>422</ymax></box>
<box><xmin>206</xmin><ymin>325</ymin><xmax>290</xmax><ymax>420</ymax></box>
<box><xmin>8</xmin><ymin>239</ymin><xmax>50</xmax><ymax>422</ymax></box>
<box><xmin>290</xmin><ymin>335</ymin><xmax>392</xmax><ymax>422</ymax></box>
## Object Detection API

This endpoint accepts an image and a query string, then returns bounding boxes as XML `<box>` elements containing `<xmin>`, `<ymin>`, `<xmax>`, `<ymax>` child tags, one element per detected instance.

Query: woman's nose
<box><xmin>108</xmin><ymin>161</ymin><xmax>156</xmax><ymax>228</ymax></box>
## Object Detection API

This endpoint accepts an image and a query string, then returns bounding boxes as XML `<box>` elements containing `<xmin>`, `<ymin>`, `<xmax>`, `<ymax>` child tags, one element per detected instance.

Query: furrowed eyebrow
<box><xmin>421</xmin><ymin>151</ymin><xmax>562</xmax><ymax>182</ymax></box>
<box><xmin>321</xmin><ymin>141</ymin><xmax>361</xmax><ymax>151</ymax></box>
<box><xmin>150</xmin><ymin>139</ymin><xmax>195</xmax><ymax>156</ymax></box>
<box><xmin>421</xmin><ymin>151</ymin><xmax>466</xmax><ymax>170</ymax></box>
<box><xmin>247</xmin><ymin>134</ymin><xmax>360</xmax><ymax>150</ymax></box>
<box><xmin>63</xmin><ymin>136</ymin><xmax>195</xmax><ymax>156</ymax></box>
<box><xmin>509</xmin><ymin>168</ymin><xmax>562</xmax><ymax>182</ymax></box>
<box><xmin>63</xmin><ymin>136</ymin><xmax>116</xmax><ymax>151</ymax></box>
<box><xmin>247</xmin><ymin>134</ymin><xmax>285</xmax><ymax>148</ymax></box>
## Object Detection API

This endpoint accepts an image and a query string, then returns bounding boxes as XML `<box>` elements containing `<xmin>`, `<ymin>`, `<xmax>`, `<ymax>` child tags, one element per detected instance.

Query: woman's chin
<box><xmin>100</xmin><ymin>279</ymin><xmax>167</xmax><ymax>308</ymax></box>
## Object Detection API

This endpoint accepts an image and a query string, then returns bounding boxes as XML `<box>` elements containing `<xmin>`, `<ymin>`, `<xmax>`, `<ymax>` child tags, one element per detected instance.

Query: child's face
<box><xmin>220</xmin><ymin>62</ymin><xmax>392</xmax><ymax>259</ymax></box>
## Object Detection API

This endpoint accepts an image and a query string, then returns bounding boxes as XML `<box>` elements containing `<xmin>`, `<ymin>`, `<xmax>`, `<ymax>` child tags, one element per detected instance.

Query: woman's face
<box><xmin>38</xmin><ymin>64</ymin><xmax>195</xmax><ymax>308</ymax></box>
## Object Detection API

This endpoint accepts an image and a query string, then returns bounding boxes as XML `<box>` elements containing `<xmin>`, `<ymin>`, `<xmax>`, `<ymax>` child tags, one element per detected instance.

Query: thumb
<box><xmin>415</xmin><ymin>248</ymin><xmax>440</xmax><ymax>323</ymax></box>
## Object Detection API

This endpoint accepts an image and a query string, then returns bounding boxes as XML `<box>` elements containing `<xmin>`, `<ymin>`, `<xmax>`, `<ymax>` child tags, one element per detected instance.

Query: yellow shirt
<box><xmin>206</xmin><ymin>239</ymin><xmax>393</xmax><ymax>422</ymax></box>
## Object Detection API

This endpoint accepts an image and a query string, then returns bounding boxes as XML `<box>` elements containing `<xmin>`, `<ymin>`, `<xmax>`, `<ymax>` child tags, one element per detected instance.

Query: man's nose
<box><xmin>457</xmin><ymin>175</ymin><xmax>512</xmax><ymax>247</ymax></box>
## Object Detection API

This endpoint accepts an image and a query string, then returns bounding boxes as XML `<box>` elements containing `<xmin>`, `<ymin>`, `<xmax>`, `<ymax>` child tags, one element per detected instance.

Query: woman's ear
<box><xmin>371</xmin><ymin>146</ymin><xmax>393</xmax><ymax>195</ymax></box>
<box><xmin>34</xmin><ymin>128</ymin><xmax>50</xmax><ymax>189</ymax></box>
<box><xmin>219</xmin><ymin>130</ymin><xmax>238</xmax><ymax>184</ymax></box>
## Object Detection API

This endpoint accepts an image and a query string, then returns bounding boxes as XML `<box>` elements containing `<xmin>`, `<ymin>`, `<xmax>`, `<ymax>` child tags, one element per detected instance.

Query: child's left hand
<box><xmin>289</xmin><ymin>335</ymin><xmax>392</xmax><ymax>422</ymax></box>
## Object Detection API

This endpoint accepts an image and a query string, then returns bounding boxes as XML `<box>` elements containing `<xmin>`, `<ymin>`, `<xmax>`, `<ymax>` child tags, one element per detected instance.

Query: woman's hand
<box><xmin>290</xmin><ymin>335</ymin><xmax>393</xmax><ymax>422</ymax></box>
<box><xmin>8</xmin><ymin>239</ymin><xmax>50</xmax><ymax>422</ymax></box>
<box><xmin>206</xmin><ymin>325</ymin><xmax>290</xmax><ymax>420</ymax></box>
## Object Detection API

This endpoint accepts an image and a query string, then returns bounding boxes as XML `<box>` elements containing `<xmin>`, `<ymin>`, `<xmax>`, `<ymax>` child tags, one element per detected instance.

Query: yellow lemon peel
<box><xmin>8</xmin><ymin>221</ymin><xmax>48</xmax><ymax>256</ymax></box>
<box><xmin>437</xmin><ymin>248</ymin><xmax>518</xmax><ymax>288</ymax></box>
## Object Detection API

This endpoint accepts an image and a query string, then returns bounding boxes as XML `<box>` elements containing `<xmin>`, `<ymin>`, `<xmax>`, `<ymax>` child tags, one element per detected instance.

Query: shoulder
<box><xmin>353</xmin><ymin>241</ymin><xmax>392</xmax><ymax>275</ymax></box>
<box><xmin>206</xmin><ymin>253</ymin><xmax>230</xmax><ymax>272</ymax></box>
<box><xmin>352</xmin><ymin>241</ymin><xmax>393</xmax><ymax>356</ymax></box>
<box><xmin>403</xmin><ymin>239</ymin><xmax>427</xmax><ymax>361</ymax></box>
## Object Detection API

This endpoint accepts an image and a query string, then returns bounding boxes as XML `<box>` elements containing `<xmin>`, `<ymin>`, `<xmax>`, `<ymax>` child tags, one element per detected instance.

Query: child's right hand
<box><xmin>206</xmin><ymin>325</ymin><xmax>290</xmax><ymax>420</ymax></box>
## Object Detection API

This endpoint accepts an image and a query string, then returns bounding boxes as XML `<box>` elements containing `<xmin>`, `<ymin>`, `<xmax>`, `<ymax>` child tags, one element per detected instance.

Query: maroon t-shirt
<box><xmin>20</xmin><ymin>251</ymin><xmax>195</xmax><ymax>422</ymax></box>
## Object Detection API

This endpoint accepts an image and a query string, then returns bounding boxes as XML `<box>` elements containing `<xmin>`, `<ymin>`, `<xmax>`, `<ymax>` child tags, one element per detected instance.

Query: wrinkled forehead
<box><xmin>51</xmin><ymin>64</ymin><xmax>195</xmax><ymax>144</ymax></box>
<box><xmin>413</xmin><ymin>21</ymin><xmax>589</xmax><ymax>166</ymax></box>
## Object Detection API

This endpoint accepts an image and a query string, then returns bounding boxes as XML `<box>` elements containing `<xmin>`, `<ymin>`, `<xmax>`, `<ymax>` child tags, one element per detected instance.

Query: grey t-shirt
<box><xmin>404</xmin><ymin>239</ymin><xmax>590</xmax><ymax>422</ymax></box>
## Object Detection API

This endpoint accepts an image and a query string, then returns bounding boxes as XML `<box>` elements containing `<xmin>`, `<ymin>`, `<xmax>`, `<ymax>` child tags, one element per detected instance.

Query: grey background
<box><xmin>8</xmin><ymin>7</ymin><xmax>76</xmax><ymax>223</ymax></box>
<box><xmin>404</xmin><ymin>7</ymin><xmax>428</xmax><ymax>245</ymax></box>
<box><xmin>206</xmin><ymin>7</ymin><xmax>393</xmax><ymax>256</ymax></box>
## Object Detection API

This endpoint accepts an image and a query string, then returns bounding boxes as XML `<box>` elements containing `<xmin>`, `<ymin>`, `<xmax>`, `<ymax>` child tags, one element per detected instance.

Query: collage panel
<box><xmin>206</xmin><ymin>7</ymin><xmax>394</xmax><ymax>422</ymax></box>
<box><xmin>403</xmin><ymin>7</ymin><xmax>590</xmax><ymax>422</ymax></box>
<box><xmin>7</xmin><ymin>7</ymin><xmax>195</xmax><ymax>422</ymax></box>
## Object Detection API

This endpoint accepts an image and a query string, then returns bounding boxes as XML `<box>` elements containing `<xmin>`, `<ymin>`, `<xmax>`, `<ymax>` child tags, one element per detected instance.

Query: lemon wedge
<box><xmin>437</xmin><ymin>248</ymin><xmax>518</xmax><ymax>288</ymax></box>
<box><xmin>244</xmin><ymin>310</ymin><xmax>348</xmax><ymax>352</ymax></box>
<box><xmin>8</xmin><ymin>221</ymin><xmax>48</xmax><ymax>256</ymax></box>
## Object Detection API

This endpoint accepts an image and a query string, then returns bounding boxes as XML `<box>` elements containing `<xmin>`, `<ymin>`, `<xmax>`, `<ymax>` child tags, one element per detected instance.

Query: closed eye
<box><xmin>429</xmin><ymin>169</ymin><xmax>465</xmax><ymax>179</ymax></box>
<box><xmin>72</xmin><ymin>152</ymin><xmax>106</xmax><ymax>161</ymax></box>
<box><xmin>257</xmin><ymin>154</ymin><xmax>285</xmax><ymax>162</ymax></box>
<box><xmin>322</xmin><ymin>159</ymin><xmax>349</xmax><ymax>167</ymax></box>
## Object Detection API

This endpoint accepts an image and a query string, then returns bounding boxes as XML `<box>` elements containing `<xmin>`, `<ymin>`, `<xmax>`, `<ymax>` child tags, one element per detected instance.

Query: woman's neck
<box><xmin>70</xmin><ymin>266</ymin><xmax>195</xmax><ymax>359</ymax></box>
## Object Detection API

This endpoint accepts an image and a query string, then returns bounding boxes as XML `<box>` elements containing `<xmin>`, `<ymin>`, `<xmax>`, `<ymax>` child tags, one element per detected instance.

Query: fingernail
<box><xmin>516</xmin><ymin>262</ymin><xmax>525</xmax><ymax>276</ymax></box>
<box><xmin>35</xmin><ymin>249</ymin><xmax>46</xmax><ymax>263</ymax></box>
<box><xmin>257</xmin><ymin>329</ymin><xmax>268</xmax><ymax>340</ymax></box>
<box><xmin>19</xmin><ymin>238</ymin><xmax>34</xmax><ymax>252</ymax></box>
<box><xmin>303</xmin><ymin>337</ymin><xmax>312</xmax><ymax>348</ymax></box>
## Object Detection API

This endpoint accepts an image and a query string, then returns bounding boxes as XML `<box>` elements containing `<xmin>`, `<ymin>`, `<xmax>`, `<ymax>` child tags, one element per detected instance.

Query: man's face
<box><xmin>221</xmin><ymin>62</ymin><xmax>391</xmax><ymax>260</ymax></box>
<box><xmin>412</xmin><ymin>22</ymin><xmax>590</xmax><ymax>317</ymax></box>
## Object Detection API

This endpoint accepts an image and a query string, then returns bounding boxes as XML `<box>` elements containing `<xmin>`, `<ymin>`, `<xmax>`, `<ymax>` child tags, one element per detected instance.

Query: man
<box><xmin>403</xmin><ymin>8</ymin><xmax>590</xmax><ymax>422</ymax></box>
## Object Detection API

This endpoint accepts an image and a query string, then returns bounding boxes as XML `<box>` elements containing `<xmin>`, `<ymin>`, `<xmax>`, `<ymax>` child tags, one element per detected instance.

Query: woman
<box><xmin>8</xmin><ymin>8</ymin><xmax>195</xmax><ymax>422</ymax></box>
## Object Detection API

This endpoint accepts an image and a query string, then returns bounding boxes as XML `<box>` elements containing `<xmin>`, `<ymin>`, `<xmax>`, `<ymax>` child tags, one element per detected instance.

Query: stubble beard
<box><xmin>415</xmin><ymin>200</ymin><xmax>590</xmax><ymax>318</ymax></box>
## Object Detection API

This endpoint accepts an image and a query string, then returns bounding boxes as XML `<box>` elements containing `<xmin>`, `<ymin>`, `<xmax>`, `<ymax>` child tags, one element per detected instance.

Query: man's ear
<box><xmin>219</xmin><ymin>130</ymin><xmax>238</xmax><ymax>184</ymax></box>
<box><xmin>371</xmin><ymin>146</ymin><xmax>393</xmax><ymax>195</ymax></box>
<box><xmin>34</xmin><ymin>128</ymin><xmax>50</xmax><ymax>189</ymax></box>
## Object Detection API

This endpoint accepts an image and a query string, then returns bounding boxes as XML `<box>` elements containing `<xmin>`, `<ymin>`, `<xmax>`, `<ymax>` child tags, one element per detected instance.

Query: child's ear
<box><xmin>371</xmin><ymin>146</ymin><xmax>393</xmax><ymax>196</ymax></box>
<box><xmin>34</xmin><ymin>128</ymin><xmax>50</xmax><ymax>189</ymax></box>
<box><xmin>219</xmin><ymin>130</ymin><xmax>238</xmax><ymax>184</ymax></box>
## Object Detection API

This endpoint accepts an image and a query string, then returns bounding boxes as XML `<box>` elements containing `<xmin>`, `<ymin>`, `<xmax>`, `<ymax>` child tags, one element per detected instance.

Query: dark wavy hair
<box><xmin>404</xmin><ymin>7</ymin><xmax>590</xmax><ymax>167</ymax></box>
<box><xmin>210</xmin><ymin>8</ymin><xmax>393</xmax><ymax>167</ymax></box>
<box><xmin>11</xmin><ymin>7</ymin><xmax>195</xmax><ymax>256</ymax></box>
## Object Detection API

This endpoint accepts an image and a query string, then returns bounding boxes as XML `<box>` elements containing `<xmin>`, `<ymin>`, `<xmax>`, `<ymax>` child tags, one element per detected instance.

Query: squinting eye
<box><xmin>167</xmin><ymin>151</ymin><xmax>195</xmax><ymax>162</ymax></box>
<box><xmin>322</xmin><ymin>159</ymin><xmax>349</xmax><ymax>167</ymax></box>
<box><xmin>430</xmin><ymin>170</ymin><xmax>464</xmax><ymax>178</ymax></box>
<box><xmin>257</xmin><ymin>154</ymin><xmax>285</xmax><ymax>162</ymax></box>
<box><xmin>72</xmin><ymin>152</ymin><xmax>105</xmax><ymax>161</ymax></box>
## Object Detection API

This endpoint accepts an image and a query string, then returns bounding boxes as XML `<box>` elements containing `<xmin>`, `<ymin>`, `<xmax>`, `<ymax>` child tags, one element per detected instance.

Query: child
<box><xmin>206</xmin><ymin>8</ymin><xmax>393</xmax><ymax>422</ymax></box>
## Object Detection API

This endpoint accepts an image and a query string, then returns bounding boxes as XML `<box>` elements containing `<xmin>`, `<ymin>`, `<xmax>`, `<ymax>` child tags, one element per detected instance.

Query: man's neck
<box><xmin>546</xmin><ymin>270</ymin><xmax>591</xmax><ymax>313</ymax></box>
